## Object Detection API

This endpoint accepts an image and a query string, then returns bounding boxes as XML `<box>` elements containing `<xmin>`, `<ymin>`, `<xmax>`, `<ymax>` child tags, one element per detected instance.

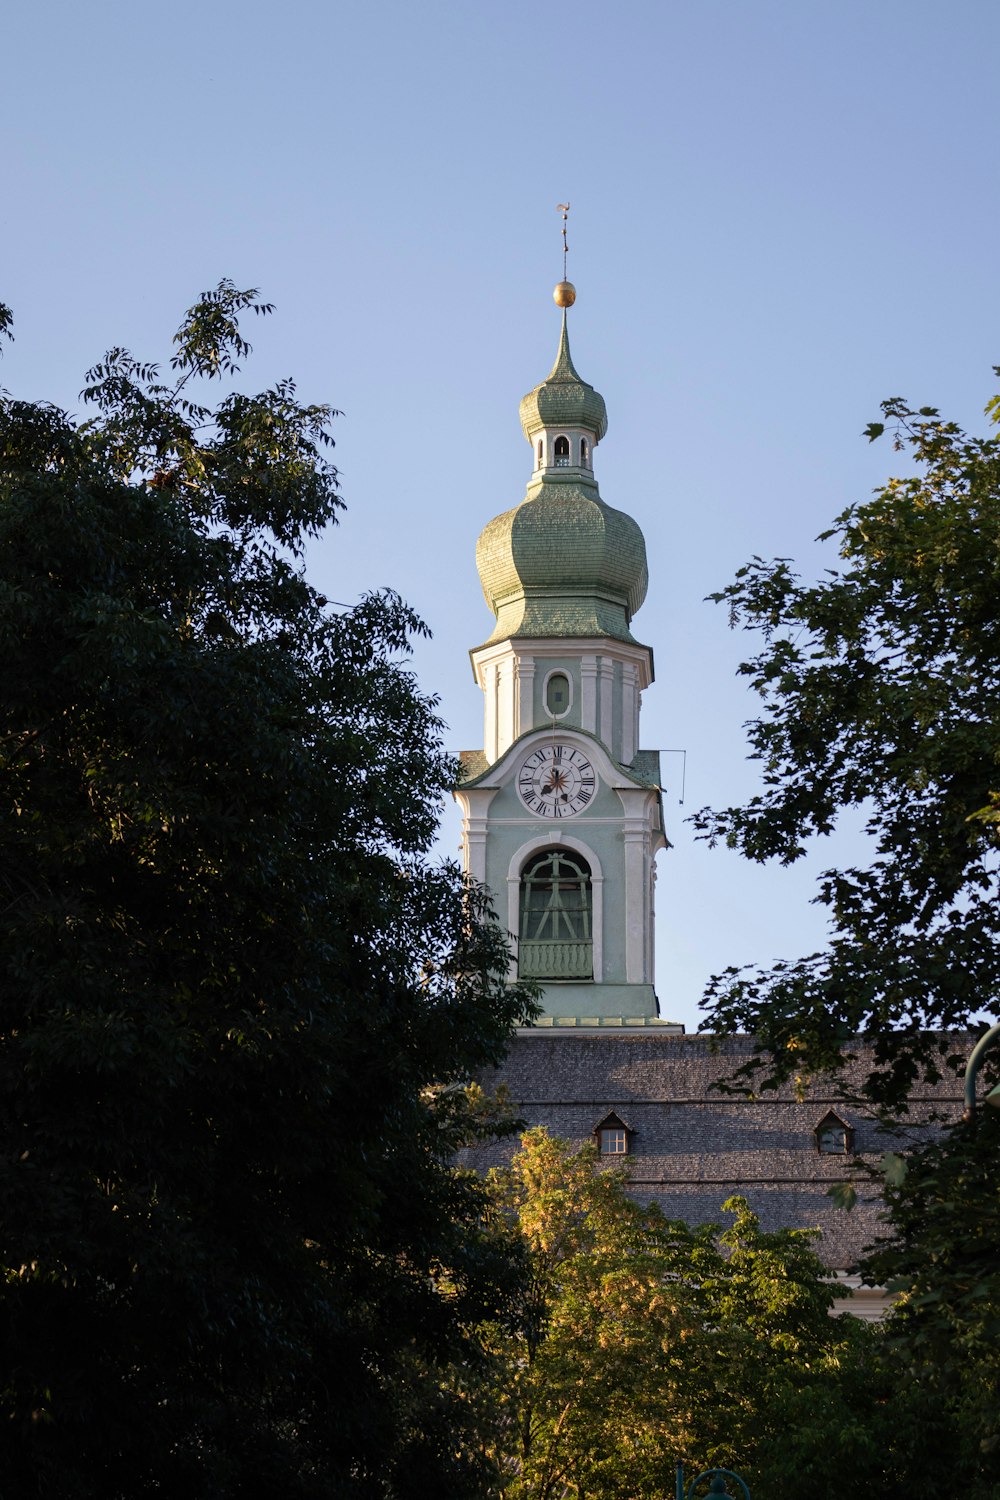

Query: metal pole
<box><xmin>962</xmin><ymin>1021</ymin><xmax>1000</xmax><ymax>1121</ymax></box>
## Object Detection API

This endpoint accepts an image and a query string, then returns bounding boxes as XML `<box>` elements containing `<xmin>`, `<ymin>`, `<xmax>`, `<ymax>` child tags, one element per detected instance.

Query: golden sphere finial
<box><xmin>554</xmin><ymin>280</ymin><xmax>576</xmax><ymax>308</ymax></box>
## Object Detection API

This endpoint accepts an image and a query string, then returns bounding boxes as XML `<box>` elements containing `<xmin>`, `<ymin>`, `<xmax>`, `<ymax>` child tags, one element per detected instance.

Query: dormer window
<box><xmin>554</xmin><ymin>435</ymin><xmax>570</xmax><ymax>467</ymax></box>
<box><xmin>814</xmin><ymin>1111</ymin><xmax>853</xmax><ymax>1154</ymax></box>
<box><xmin>595</xmin><ymin>1112</ymin><xmax>632</xmax><ymax>1155</ymax></box>
<box><xmin>580</xmin><ymin>438</ymin><xmax>589</xmax><ymax>467</ymax></box>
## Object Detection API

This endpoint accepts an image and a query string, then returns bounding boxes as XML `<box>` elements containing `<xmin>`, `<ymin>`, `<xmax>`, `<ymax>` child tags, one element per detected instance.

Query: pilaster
<box><xmin>497</xmin><ymin>656</ymin><xmax>515</xmax><ymax>756</ymax></box>
<box><xmin>623</xmin><ymin>822</ymin><xmax>648</xmax><ymax>983</ymax></box>
<box><xmin>483</xmin><ymin>662</ymin><xmax>498</xmax><ymax>762</ymax></box>
<box><xmin>599</xmin><ymin>657</ymin><xmax>613</xmax><ymax>751</ymax></box>
<box><xmin>515</xmin><ymin>657</ymin><xmax>536</xmax><ymax>738</ymax></box>
<box><xmin>580</xmin><ymin>654</ymin><xmax>598</xmax><ymax>733</ymax></box>
<box><xmin>622</xmin><ymin>661</ymin><xmax>638</xmax><ymax>764</ymax></box>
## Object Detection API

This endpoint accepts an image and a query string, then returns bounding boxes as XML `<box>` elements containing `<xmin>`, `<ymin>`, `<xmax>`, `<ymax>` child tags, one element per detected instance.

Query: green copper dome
<box><xmin>476</xmin><ymin>484</ymin><xmax>648</xmax><ymax>645</ymax></box>
<box><xmin>519</xmin><ymin>313</ymin><xmax>608</xmax><ymax>443</ymax></box>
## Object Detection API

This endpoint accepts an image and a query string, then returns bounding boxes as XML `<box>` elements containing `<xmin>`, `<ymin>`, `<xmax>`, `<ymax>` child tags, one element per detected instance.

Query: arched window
<box><xmin>545</xmin><ymin>671</ymin><xmax>570</xmax><ymax>716</ymax></box>
<box><xmin>580</xmin><ymin>438</ymin><xmax>589</xmax><ymax>467</ymax></box>
<box><xmin>554</xmin><ymin>435</ymin><xmax>570</xmax><ymax>467</ymax></box>
<box><xmin>519</xmin><ymin>848</ymin><xmax>592</xmax><ymax>979</ymax></box>
<box><xmin>537</xmin><ymin>439</ymin><xmax>543</xmax><ymax>465</ymax></box>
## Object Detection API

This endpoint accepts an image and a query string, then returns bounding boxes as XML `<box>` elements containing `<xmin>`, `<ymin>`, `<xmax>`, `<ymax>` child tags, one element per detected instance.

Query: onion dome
<box><xmin>519</xmin><ymin>312</ymin><xmax>608</xmax><ymax>444</ymax></box>
<box><xmin>476</xmin><ymin>485</ymin><xmax>648</xmax><ymax>646</ymax></box>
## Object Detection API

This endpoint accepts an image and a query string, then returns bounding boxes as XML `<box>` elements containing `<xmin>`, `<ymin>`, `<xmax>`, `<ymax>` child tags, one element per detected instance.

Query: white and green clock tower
<box><xmin>456</xmin><ymin>277</ymin><xmax>676</xmax><ymax>1029</ymax></box>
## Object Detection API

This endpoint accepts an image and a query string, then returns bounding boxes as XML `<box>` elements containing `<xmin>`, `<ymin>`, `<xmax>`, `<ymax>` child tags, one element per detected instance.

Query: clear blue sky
<box><xmin>4</xmin><ymin>0</ymin><xmax>998</xmax><ymax>1028</ymax></box>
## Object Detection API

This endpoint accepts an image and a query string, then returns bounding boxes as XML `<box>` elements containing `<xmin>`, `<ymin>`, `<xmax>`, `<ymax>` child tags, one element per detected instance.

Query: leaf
<box><xmin>881</xmin><ymin>1152</ymin><xmax>909</xmax><ymax>1187</ymax></box>
<box><xmin>827</xmin><ymin>1182</ymin><xmax>858</xmax><ymax>1212</ymax></box>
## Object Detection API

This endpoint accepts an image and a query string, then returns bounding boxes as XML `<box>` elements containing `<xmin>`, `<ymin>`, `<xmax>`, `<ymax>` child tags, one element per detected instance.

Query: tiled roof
<box><xmin>458</xmin><ymin>749</ymin><xmax>490</xmax><ymax>782</ymax></box>
<box><xmin>621</xmin><ymin>749</ymin><xmax>661</xmax><ymax>787</ymax></box>
<box><xmin>465</xmin><ymin>1032</ymin><xmax>968</xmax><ymax>1272</ymax></box>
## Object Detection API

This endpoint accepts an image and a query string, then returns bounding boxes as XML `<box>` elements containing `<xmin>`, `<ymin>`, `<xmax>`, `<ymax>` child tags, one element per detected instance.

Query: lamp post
<box><xmin>962</xmin><ymin>1021</ymin><xmax>1000</xmax><ymax>1123</ymax></box>
<box><xmin>676</xmin><ymin>1461</ymin><xmax>751</xmax><ymax>1500</ymax></box>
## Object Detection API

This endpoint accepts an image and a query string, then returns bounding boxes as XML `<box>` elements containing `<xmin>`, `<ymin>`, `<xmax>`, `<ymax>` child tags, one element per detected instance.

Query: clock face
<box><xmin>517</xmin><ymin>744</ymin><xmax>596</xmax><ymax>818</ymax></box>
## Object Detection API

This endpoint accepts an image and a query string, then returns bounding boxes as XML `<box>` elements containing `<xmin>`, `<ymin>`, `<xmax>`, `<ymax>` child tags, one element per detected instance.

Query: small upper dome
<box><xmin>519</xmin><ymin>312</ymin><xmax>608</xmax><ymax>444</ymax></box>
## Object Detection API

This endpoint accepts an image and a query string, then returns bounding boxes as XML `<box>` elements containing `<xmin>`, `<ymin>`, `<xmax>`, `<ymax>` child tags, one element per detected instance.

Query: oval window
<box><xmin>545</xmin><ymin>672</ymin><xmax>570</xmax><ymax>715</ymax></box>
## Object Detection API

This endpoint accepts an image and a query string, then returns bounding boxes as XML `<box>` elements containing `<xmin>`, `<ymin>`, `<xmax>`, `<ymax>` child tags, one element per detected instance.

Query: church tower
<box><xmin>455</xmin><ymin>274</ymin><xmax>677</xmax><ymax>1029</ymax></box>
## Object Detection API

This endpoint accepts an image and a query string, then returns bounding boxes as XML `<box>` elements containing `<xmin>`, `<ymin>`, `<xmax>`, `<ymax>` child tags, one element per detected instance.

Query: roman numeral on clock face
<box><xmin>516</xmin><ymin>744</ymin><xmax>598</xmax><ymax>819</ymax></box>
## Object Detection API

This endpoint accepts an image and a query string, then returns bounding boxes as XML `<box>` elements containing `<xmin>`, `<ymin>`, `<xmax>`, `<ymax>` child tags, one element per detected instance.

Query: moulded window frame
<box><xmin>542</xmin><ymin>666</ymin><xmax>573</xmax><ymax>720</ymax></box>
<box><xmin>594</xmin><ymin>1111</ymin><xmax>633</xmax><ymax>1156</ymax></box>
<box><xmin>518</xmin><ymin>846</ymin><xmax>594</xmax><ymax>981</ymax></box>
<box><xmin>814</xmin><ymin>1111</ymin><xmax>853</xmax><ymax>1155</ymax></box>
<box><xmin>507</xmin><ymin>832</ymin><xmax>604</xmax><ymax>982</ymax></box>
<box><xmin>553</xmin><ymin>433</ymin><xmax>571</xmax><ymax>467</ymax></box>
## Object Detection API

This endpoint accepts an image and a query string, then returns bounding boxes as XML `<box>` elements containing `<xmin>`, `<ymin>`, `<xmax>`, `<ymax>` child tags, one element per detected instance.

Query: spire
<box><xmin>544</xmin><ymin>310</ymin><xmax>583</xmax><ymax>384</ymax></box>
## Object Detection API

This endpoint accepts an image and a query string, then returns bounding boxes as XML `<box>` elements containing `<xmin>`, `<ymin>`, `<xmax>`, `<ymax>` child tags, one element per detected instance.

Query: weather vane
<box><xmin>557</xmin><ymin>202</ymin><xmax>570</xmax><ymax>278</ymax></box>
<box><xmin>554</xmin><ymin>203</ymin><xmax>576</xmax><ymax>308</ymax></box>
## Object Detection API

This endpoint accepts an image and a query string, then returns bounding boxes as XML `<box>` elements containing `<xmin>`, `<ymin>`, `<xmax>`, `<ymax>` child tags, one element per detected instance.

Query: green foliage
<box><xmin>0</xmin><ymin>286</ymin><xmax>536</xmax><ymax>1497</ymax></box>
<box><xmin>863</xmin><ymin>1108</ymin><xmax>1000</xmax><ymax>1493</ymax></box>
<box><xmin>693</xmin><ymin>372</ymin><xmax>1000</xmax><ymax>1106</ymax></box>
<box><xmin>479</xmin><ymin>1131</ymin><xmax>950</xmax><ymax>1500</ymax></box>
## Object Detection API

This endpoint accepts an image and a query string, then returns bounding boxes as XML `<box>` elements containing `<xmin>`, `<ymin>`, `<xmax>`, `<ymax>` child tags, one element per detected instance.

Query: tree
<box><xmin>481</xmin><ymin>1128</ymin><xmax>715</xmax><ymax>1498</ymax></box>
<box><xmin>479</xmin><ymin>1130</ymin><xmax>946</xmax><ymax>1500</ymax></box>
<box><xmin>694</xmin><ymin>373</ymin><xmax>1000</xmax><ymax>1107</ymax></box>
<box><xmin>862</xmin><ymin>1108</ymin><xmax>1000</xmax><ymax>1493</ymax></box>
<box><xmin>0</xmin><ymin>284</ymin><xmax>535</xmax><ymax>1497</ymax></box>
